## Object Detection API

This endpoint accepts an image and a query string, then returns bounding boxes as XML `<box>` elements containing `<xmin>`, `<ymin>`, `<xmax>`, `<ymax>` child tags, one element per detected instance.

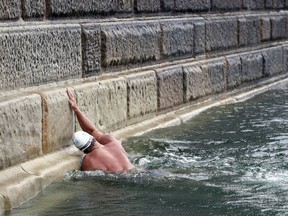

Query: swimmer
<box><xmin>67</xmin><ymin>88</ymin><xmax>134</xmax><ymax>173</ymax></box>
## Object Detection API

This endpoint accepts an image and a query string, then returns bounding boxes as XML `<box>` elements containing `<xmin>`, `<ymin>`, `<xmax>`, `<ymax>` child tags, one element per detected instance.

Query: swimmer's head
<box><xmin>72</xmin><ymin>131</ymin><xmax>94</xmax><ymax>152</ymax></box>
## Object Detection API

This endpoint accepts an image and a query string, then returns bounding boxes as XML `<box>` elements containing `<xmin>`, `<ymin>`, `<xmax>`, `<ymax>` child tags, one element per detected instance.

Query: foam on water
<box><xmin>64</xmin><ymin>169</ymin><xmax>174</xmax><ymax>183</ymax></box>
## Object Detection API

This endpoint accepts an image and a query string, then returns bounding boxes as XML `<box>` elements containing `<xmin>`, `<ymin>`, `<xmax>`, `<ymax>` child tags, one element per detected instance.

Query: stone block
<box><xmin>0</xmin><ymin>195</ymin><xmax>4</xmax><ymax>214</ymax></box>
<box><xmin>243</xmin><ymin>0</ymin><xmax>265</xmax><ymax>10</ymax></box>
<box><xmin>240</xmin><ymin>51</ymin><xmax>264</xmax><ymax>82</ymax></box>
<box><xmin>201</xmin><ymin>59</ymin><xmax>226</xmax><ymax>94</ymax></box>
<box><xmin>156</xmin><ymin>66</ymin><xmax>184</xmax><ymax>111</ymax></box>
<box><xmin>117</xmin><ymin>0</ymin><xmax>134</xmax><ymax>12</ymax></box>
<box><xmin>49</xmin><ymin>0</ymin><xmax>132</xmax><ymax>17</ymax></box>
<box><xmin>194</xmin><ymin>18</ymin><xmax>206</xmax><ymax>56</ymax></box>
<box><xmin>270</xmin><ymin>15</ymin><xmax>287</xmax><ymax>40</ymax></box>
<box><xmin>266</xmin><ymin>0</ymin><xmax>285</xmax><ymax>9</ymax></box>
<box><xmin>22</xmin><ymin>0</ymin><xmax>45</xmax><ymax>19</ymax></box>
<box><xmin>175</xmin><ymin>0</ymin><xmax>211</xmax><ymax>11</ymax></box>
<box><xmin>134</xmin><ymin>0</ymin><xmax>161</xmax><ymax>12</ymax></box>
<box><xmin>41</xmin><ymin>88</ymin><xmax>74</xmax><ymax>154</ymax></box>
<box><xmin>82</xmin><ymin>24</ymin><xmax>101</xmax><ymax>77</ymax></box>
<box><xmin>262</xmin><ymin>47</ymin><xmax>283</xmax><ymax>76</ymax></box>
<box><xmin>0</xmin><ymin>166</ymin><xmax>42</xmax><ymax>211</ymax></box>
<box><xmin>260</xmin><ymin>17</ymin><xmax>271</xmax><ymax>41</ymax></box>
<box><xmin>183</xmin><ymin>63</ymin><xmax>210</xmax><ymax>101</ymax></box>
<box><xmin>212</xmin><ymin>0</ymin><xmax>242</xmax><ymax>11</ymax></box>
<box><xmin>21</xmin><ymin>151</ymin><xmax>80</xmax><ymax>187</ymax></box>
<box><xmin>125</xmin><ymin>71</ymin><xmax>157</xmax><ymax>125</ymax></box>
<box><xmin>162</xmin><ymin>0</ymin><xmax>175</xmax><ymax>11</ymax></box>
<box><xmin>0</xmin><ymin>0</ymin><xmax>20</xmax><ymax>20</ymax></box>
<box><xmin>275</xmin><ymin>0</ymin><xmax>285</xmax><ymax>8</ymax></box>
<box><xmin>238</xmin><ymin>15</ymin><xmax>261</xmax><ymax>47</ymax></box>
<box><xmin>101</xmin><ymin>22</ymin><xmax>161</xmax><ymax>68</ymax></box>
<box><xmin>226</xmin><ymin>55</ymin><xmax>243</xmax><ymax>89</ymax></box>
<box><xmin>0</xmin><ymin>24</ymin><xmax>82</xmax><ymax>91</ymax></box>
<box><xmin>160</xmin><ymin>19</ymin><xmax>194</xmax><ymax>58</ymax></box>
<box><xmin>283</xmin><ymin>45</ymin><xmax>288</xmax><ymax>73</ymax></box>
<box><xmin>265</xmin><ymin>0</ymin><xmax>274</xmax><ymax>8</ymax></box>
<box><xmin>206</xmin><ymin>17</ymin><xmax>238</xmax><ymax>52</ymax></box>
<box><xmin>0</xmin><ymin>95</ymin><xmax>42</xmax><ymax>170</ymax></box>
<box><xmin>73</xmin><ymin>78</ymin><xmax>127</xmax><ymax>133</ymax></box>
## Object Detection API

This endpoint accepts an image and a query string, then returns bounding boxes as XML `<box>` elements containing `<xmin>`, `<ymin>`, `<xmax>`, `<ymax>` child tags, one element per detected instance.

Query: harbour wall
<box><xmin>1</xmin><ymin>0</ymin><xmax>288</xmax><ymax>213</ymax></box>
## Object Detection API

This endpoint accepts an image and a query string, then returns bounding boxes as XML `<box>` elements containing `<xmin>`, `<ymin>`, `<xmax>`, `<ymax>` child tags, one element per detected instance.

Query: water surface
<box><xmin>5</xmin><ymin>89</ymin><xmax>288</xmax><ymax>216</ymax></box>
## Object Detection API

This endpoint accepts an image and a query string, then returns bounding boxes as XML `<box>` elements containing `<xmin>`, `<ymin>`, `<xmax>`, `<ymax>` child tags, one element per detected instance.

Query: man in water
<box><xmin>67</xmin><ymin>88</ymin><xmax>134</xmax><ymax>172</ymax></box>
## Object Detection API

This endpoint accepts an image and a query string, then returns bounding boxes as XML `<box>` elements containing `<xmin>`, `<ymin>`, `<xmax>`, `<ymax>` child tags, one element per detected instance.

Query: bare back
<box><xmin>81</xmin><ymin>139</ymin><xmax>134</xmax><ymax>172</ymax></box>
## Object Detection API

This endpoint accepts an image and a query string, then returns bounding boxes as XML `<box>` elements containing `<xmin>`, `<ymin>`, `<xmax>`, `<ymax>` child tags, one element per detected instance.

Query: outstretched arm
<box><xmin>67</xmin><ymin>88</ymin><xmax>111</xmax><ymax>144</ymax></box>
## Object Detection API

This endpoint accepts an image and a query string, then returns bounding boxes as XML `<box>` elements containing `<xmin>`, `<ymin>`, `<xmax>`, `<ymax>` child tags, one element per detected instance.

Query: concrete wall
<box><xmin>0</xmin><ymin>95</ymin><xmax>42</xmax><ymax>169</ymax></box>
<box><xmin>0</xmin><ymin>25</ymin><xmax>82</xmax><ymax>90</ymax></box>
<box><xmin>1</xmin><ymin>0</ymin><xmax>288</xmax><ymax>21</ymax></box>
<box><xmin>1</xmin><ymin>13</ymin><xmax>288</xmax><ymax>91</ymax></box>
<box><xmin>1</xmin><ymin>0</ymin><xmax>288</xmax><ymax>212</ymax></box>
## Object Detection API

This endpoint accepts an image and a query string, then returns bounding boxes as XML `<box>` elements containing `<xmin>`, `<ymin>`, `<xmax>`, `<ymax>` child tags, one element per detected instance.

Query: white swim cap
<box><xmin>72</xmin><ymin>131</ymin><xmax>93</xmax><ymax>152</ymax></box>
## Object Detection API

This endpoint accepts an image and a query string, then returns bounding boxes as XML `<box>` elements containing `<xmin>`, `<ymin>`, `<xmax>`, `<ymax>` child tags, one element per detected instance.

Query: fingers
<box><xmin>66</xmin><ymin>88</ymin><xmax>71</xmax><ymax>96</ymax></box>
<box><xmin>66</xmin><ymin>88</ymin><xmax>79</xmax><ymax>112</ymax></box>
<box><xmin>66</xmin><ymin>88</ymin><xmax>74</xmax><ymax>100</ymax></box>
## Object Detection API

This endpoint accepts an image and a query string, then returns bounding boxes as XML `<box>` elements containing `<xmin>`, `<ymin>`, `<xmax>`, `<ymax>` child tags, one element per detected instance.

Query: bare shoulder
<box><xmin>80</xmin><ymin>155</ymin><xmax>88</xmax><ymax>170</ymax></box>
<box><xmin>100</xmin><ymin>134</ymin><xmax>120</xmax><ymax>145</ymax></box>
<box><xmin>81</xmin><ymin>154</ymin><xmax>95</xmax><ymax>171</ymax></box>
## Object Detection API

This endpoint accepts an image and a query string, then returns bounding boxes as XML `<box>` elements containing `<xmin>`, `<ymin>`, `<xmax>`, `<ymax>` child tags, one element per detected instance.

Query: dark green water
<box><xmin>6</xmin><ymin>89</ymin><xmax>288</xmax><ymax>216</ymax></box>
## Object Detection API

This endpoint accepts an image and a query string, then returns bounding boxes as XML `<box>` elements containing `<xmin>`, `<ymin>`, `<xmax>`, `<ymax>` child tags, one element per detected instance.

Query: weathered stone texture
<box><xmin>0</xmin><ymin>195</ymin><xmax>4</xmax><ymax>213</ymax></box>
<box><xmin>271</xmin><ymin>15</ymin><xmax>287</xmax><ymax>40</ymax></box>
<box><xmin>0</xmin><ymin>0</ymin><xmax>20</xmax><ymax>20</ymax></box>
<box><xmin>22</xmin><ymin>0</ymin><xmax>45</xmax><ymax>19</ymax></box>
<box><xmin>162</xmin><ymin>0</ymin><xmax>175</xmax><ymax>11</ymax></box>
<box><xmin>156</xmin><ymin>66</ymin><xmax>184</xmax><ymax>111</ymax></box>
<box><xmin>134</xmin><ymin>0</ymin><xmax>161</xmax><ymax>12</ymax></box>
<box><xmin>238</xmin><ymin>16</ymin><xmax>261</xmax><ymax>47</ymax></box>
<box><xmin>0</xmin><ymin>25</ymin><xmax>82</xmax><ymax>91</ymax></box>
<box><xmin>101</xmin><ymin>22</ymin><xmax>161</xmax><ymax>67</ymax></box>
<box><xmin>161</xmin><ymin>20</ymin><xmax>194</xmax><ymax>58</ymax></box>
<box><xmin>183</xmin><ymin>59</ymin><xmax>226</xmax><ymax>101</ymax></box>
<box><xmin>266</xmin><ymin>0</ymin><xmax>285</xmax><ymax>9</ymax></box>
<box><xmin>260</xmin><ymin>17</ymin><xmax>271</xmax><ymax>41</ymax></box>
<box><xmin>240</xmin><ymin>52</ymin><xmax>264</xmax><ymax>81</ymax></box>
<box><xmin>283</xmin><ymin>45</ymin><xmax>288</xmax><ymax>73</ymax></box>
<box><xmin>82</xmin><ymin>24</ymin><xmax>101</xmax><ymax>77</ymax></box>
<box><xmin>183</xmin><ymin>63</ymin><xmax>210</xmax><ymax>101</ymax></box>
<box><xmin>49</xmin><ymin>0</ymin><xmax>132</xmax><ymax>16</ymax></box>
<box><xmin>262</xmin><ymin>47</ymin><xmax>283</xmax><ymax>76</ymax></box>
<box><xmin>125</xmin><ymin>71</ymin><xmax>157</xmax><ymax>125</ymax></box>
<box><xmin>226</xmin><ymin>55</ymin><xmax>243</xmax><ymax>89</ymax></box>
<box><xmin>243</xmin><ymin>0</ymin><xmax>265</xmax><ymax>9</ymax></box>
<box><xmin>41</xmin><ymin>89</ymin><xmax>74</xmax><ymax>154</ymax></box>
<box><xmin>0</xmin><ymin>166</ymin><xmax>42</xmax><ymax>212</ymax></box>
<box><xmin>117</xmin><ymin>0</ymin><xmax>133</xmax><ymax>12</ymax></box>
<box><xmin>194</xmin><ymin>18</ymin><xmax>206</xmax><ymax>56</ymax></box>
<box><xmin>274</xmin><ymin>0</ymin><xmax>285</xmax><ymax>8</ymax></box>
<box><xmin>175</xmin><ymin>0</ymin><xmax>211</xmax><ymax>11</ymax></box>
<box><xmin>212</xmin><ymin>0</ymin><xmax>242</xmax><ymax>10</ymax></box>
<box><xmin>201</xmin><ymin>59</ymin><xmax>226</xmax><ymax>94</ymax></box>
<box><xmin>74</xmin><ymin>78</ymin><xmax>127</xmax><ymax>133</ymax></box>
<box><xmin>206</xmin><ymin>17</ymin><xmax>238</xmax><ymax>52</ymax></box>
<box><xmin>0</xmin><ymin>95</ymin><xmax>42</xmax><ymax>170</ymax></box>
<box><xmin>266</xmin><ymin>0</ymin><xmax>274</xmax><ymax>8</ymax></box>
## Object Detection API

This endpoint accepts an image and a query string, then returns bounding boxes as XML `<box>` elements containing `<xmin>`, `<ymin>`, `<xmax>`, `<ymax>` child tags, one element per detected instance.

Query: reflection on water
<box><xmin>6</xmin><ymin>89</ymin><xmax>288</xmax><ymax>216</ymax></box>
